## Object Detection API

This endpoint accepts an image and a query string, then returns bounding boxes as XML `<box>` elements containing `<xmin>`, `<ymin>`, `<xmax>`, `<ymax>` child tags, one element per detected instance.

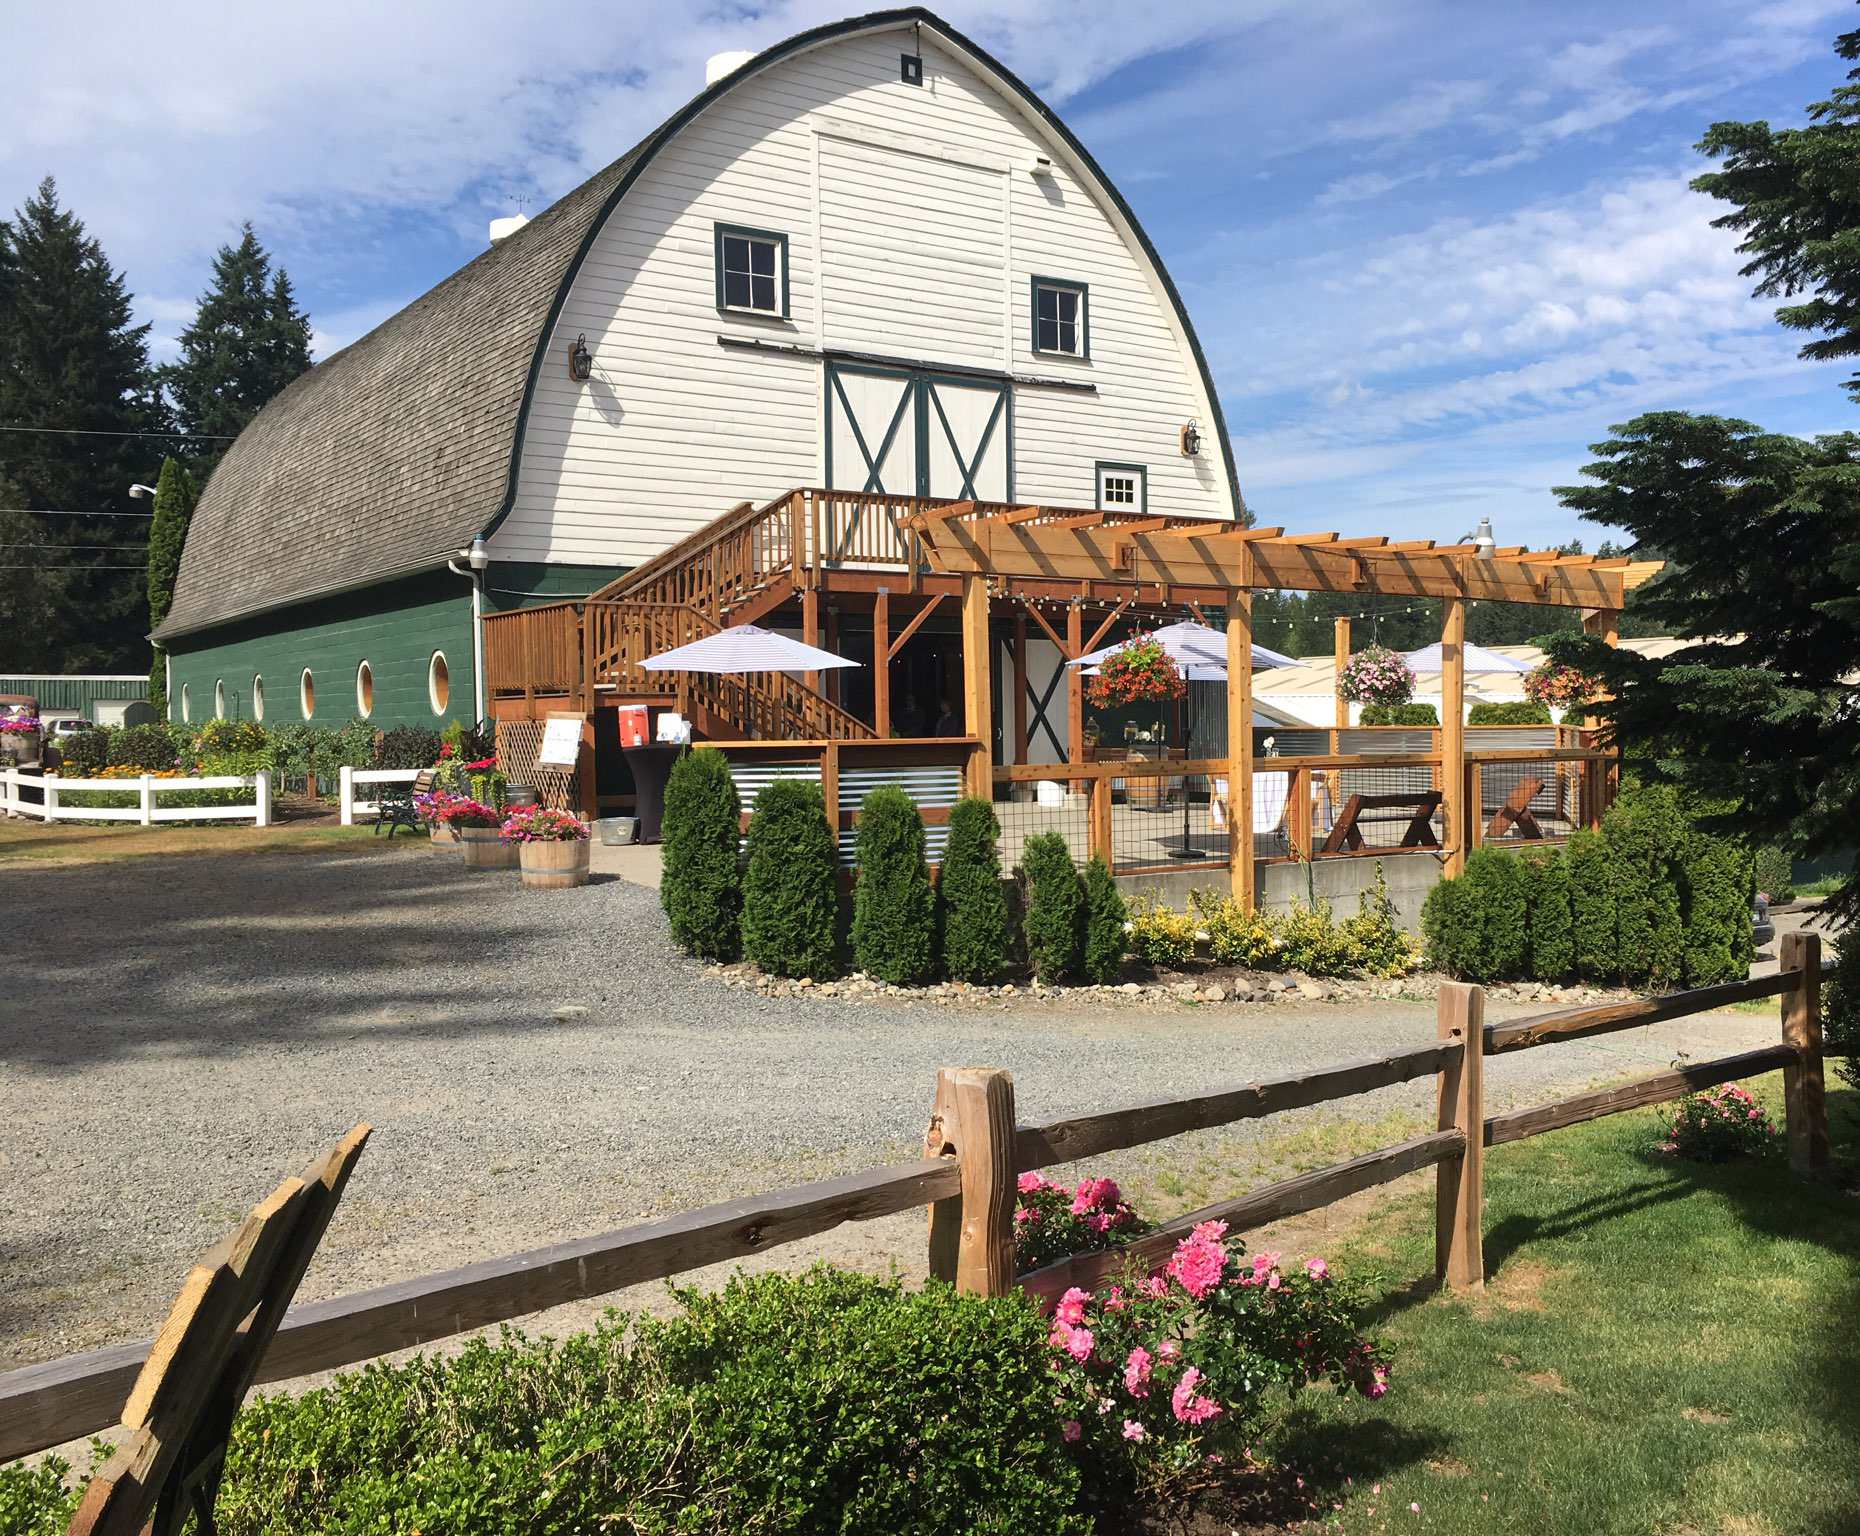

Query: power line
<box><xmin>0</xmin><ymin>563</ymin><xmax>146</xmax><ymax>570</ymax></box>
<box><xmin>0</xmin><ymin>424</ymin><xmax>237</xmax><ymax>440</ymax></box>
<box><xmin>4</xmin><ymin>509</ymin><xmax>154</xmax><ymax>518</ymax></box>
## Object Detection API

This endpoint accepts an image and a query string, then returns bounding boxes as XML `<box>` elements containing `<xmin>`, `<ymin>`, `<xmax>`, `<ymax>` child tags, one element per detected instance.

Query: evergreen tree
<box><xmin>741</xmin><ymin>780</ymin><xmax>838</xmax><ymax>979</ymax></box>
<box><xmin>0</xmin><ymin>177</ymin><xmax>165</xmax><ymax>671</ymax></box>
<box><xmin>160</xmin><ymin>224</ymin><xmax>311</xmax><ymax>477</ymax></box>
<box><xmin>144</xmin><ymin>456</ymin><xmax>197</xmax><ymax>717</ymax></box>
<box><xmin>1018</xmin><ymin>832</ymin><xmax>1084</xmax><ymax>983</ymax></box>
<box><xmin>0</xmin><ymin>470</ymin><xmax>58</xmax><ymax>653</ymax></box>
<box><xmin>850</xmin><ymin>786</ymin><xmax>935</xmax><ymax>985</ymax></box>
<box><xmin>1081</xmin><ymin>855</ymin><xmax>1127</xmax><ymax>983</ymax></box>
<box><xmin>936</xmin><ymin>798</ymin><xmax>1009</xmax><ymax>983</ymax></box>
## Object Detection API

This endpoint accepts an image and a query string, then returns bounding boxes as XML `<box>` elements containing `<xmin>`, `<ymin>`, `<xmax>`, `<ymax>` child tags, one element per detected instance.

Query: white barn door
<box><xmin>923</xmin><ymin>375</ymin><xmax>1008</xmax><ymax>502</ymax></box>
<box><xmin>825</xmin><ymin>363</ymin><xmax>1009</xmax><ymax>502</ymax></box>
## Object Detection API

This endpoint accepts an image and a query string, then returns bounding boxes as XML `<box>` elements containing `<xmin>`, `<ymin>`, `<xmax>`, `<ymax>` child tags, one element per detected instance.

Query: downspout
<box><xmin>448</xmin><ymin>535</ymin><xmax>490</xmax><ymax>723</ymax></box>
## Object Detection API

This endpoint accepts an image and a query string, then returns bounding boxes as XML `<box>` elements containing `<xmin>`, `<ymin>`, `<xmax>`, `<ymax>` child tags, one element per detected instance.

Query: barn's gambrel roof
<box><xmin>158</xmin><ymin>8</ymin><xmax>1242</xmax><ymax>639</ymax></box>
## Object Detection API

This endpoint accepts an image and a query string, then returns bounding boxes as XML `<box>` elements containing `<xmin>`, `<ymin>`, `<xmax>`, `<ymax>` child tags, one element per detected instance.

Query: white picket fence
<box><xmin>0</xmin><ymin>768</ymin><xmax>273</xmax><ymax>826</ymax></box>
<box><xmin>338</xmin><ymin>766</ymin><xmax>422</xmax><ymax>826</ymax></box>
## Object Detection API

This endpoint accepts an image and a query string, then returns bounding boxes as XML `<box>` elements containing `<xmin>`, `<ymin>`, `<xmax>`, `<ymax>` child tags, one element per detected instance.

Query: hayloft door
<box><xmin>824</xmin><ymin>362</ymin><xmax>1010</xmax><ymax>503</ymax></box>
<box><xmin>921</xmin><ymin>374</ymin><xmax>1009</xmax><ymax>502</ymax></box>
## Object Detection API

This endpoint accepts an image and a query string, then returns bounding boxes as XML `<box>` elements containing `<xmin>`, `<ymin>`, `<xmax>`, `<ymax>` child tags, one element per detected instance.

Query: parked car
<box><xmin>48</xmin><ymin>717</ymin><xmax>91</xmax><ymax>741</ymax></box>
<box><xmin>1752</xmin><ymin>893</ymin><xmax>1775</xmax><ymax>949</ymax></box>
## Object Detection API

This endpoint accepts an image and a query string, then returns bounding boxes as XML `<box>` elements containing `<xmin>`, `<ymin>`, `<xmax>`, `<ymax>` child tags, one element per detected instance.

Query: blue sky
<box><xmin>7</xmin><ymin>0</ymin><xmax>1855</xmax><ymax>549</ymax></box>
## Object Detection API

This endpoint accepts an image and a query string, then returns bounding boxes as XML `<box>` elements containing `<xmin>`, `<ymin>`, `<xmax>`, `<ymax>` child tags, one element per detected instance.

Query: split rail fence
<box><xmin>0</xmin><ymin>769</ymin><xmax>273</xmax><ymax>827</ymax></box>
<box><xmin>0</xmin><ymin>934</ymin><xmax>1829</xmax><ymax>1465</ymax></box>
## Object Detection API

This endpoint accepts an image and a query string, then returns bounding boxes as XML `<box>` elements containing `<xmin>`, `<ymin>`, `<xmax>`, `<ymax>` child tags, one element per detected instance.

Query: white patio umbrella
<box><xmin>640</xmin><ymin>623</ymin><xmax>859</xmax><ymax>673</ymax></box>
<box><xmin>1068</xmin><ymin>619</ymin><xmax>1296</xmax><ymax>675</ymax></box>
<box><xmin>1403</xmin><ymin>641</ymin><xmax>1530</xmax><ymax>674</ymax></box>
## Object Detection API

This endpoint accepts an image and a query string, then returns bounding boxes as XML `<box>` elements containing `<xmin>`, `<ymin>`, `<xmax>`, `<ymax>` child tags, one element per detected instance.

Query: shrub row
<box><xmin>1421</xmin><ymin>784</ymin><xmax>1753</xmax><ymax>987</ymax></box>
<box><xmin>1465</xmin><ymin>700</ymin><xmax>1553</xmax><ymax>725</ymax></box>
<box><xmin>1358</xmin><ymin>702</ymin><xmax>1438</xmax><ymax>726</ymax></box>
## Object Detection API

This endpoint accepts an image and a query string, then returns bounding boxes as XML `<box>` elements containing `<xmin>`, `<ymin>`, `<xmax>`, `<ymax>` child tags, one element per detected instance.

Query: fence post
<box><xmin>923</xmin><ymin>1066</ymin><xmax>1018</xmax><ymax>1296</ymax></box>
<box><xmin>1780</xmin><ymin>931</ymin><xmax>1829</xmax><ymax>1176</ymax></box>
<box><xmin>339</xmin><ymin>765</ymin><xmax>355</xmax><ymax>827</ymax></box>
<box><xmin>255</xmin><ymin>770</ymin><xmax>273</xmax><ymax>829</ymax></box>
<box><xmin>139</xmin><ymin>775</ymin><xmax>154</xmax><ymax>827</ymax></box>
<box><xmin>44</xmin><ymin>776</ymin><xmax>58</xmax><ymax>823</ymax></box>
<box><xmin>1435</xmin><ymin>982</ymin><xmax>1485</xmax><ymax>1290</ymax></box>
<box><xmin>1088</xmin><ymin>775</ymin><xmax>1112</xmax><ymax>864</ymax></box>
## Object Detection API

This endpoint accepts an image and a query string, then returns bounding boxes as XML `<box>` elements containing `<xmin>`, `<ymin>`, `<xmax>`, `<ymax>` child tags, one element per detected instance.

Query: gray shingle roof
<box><xmin>156</xmin><ymin>145</ymin><xmax>645</xmax><ymax>638</ymax></box>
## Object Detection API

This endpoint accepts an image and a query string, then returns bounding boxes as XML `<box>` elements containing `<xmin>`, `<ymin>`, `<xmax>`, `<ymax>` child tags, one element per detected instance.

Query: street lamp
<box><xmin>128</xmin><ymin>483</ymin><xmax>158</xmax><ymax>499</ymax></box>
<box><xmin>1460</xmin><ymin>516</ymin><xmax>1496</xmax><ymax>560</ymax></box>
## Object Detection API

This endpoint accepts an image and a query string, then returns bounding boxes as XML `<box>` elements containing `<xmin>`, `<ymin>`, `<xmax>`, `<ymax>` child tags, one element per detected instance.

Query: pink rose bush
<box><xmin>1669</xmin><ymin>1082</ymin><xmax>1777</xmax><ymax>1161</ymax></box>
<box><xmin>1041</xmin><ymin>1218</ymin><xmax>1391</xmax><ymax>1496</ymax></box>
<box><xmin>1015</xmin><ymin>1172</ymin><xmax>1147</xmax><ymax>1273</ymax></box>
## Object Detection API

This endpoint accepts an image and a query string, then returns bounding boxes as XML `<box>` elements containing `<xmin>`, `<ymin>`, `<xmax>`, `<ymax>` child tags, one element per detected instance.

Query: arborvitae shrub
<box><xmin>851</xmin><ymin>786</ymin><xmax>935</xmax><ymax>985</ymax></box>
<box><xmin>1519</xmin><ymin>846</ymin><xmax>1574</xmax><ymax>981</ymax></box>
<box><xmin>1359</xmin><ymin>703</ymin><xmax>1439</xmax><ymax>726</ymax></box>
<box><xmin>742</xmin><ymin>779</ymin><xmax>838</xmax><ymax>978</ymax></box>
<box><xmin>660</xmin><ymin>747</ymin><xmax>742</xmax><ymax>961</ymax></box>
<box><xmin>936</xmin><ymin>798</ymin><xmax>1008</xmax><ymax>984</ymax></box>
<box><xmin>1466</xmin><ymin>700</ymin><xmax>1553</xmax><ymax>725</ymax></box>
<box><xmin>1681</xmin><ymin>834</ymin><xmax>1753</xmax><ymax>987</ymax></box>
<box><xmin>1080</xmin><ymin>856</ymin><xmax>1127</xmax><ymax>983</ymax></box>
<box><xmin>1424</xmin><ymin>848</ymin><xmax>1527</xmax><ymax>981</ymax></box>
<box><xmin>1752</xmin><ymin>845</ymin><xmax>1795</xmax><ymax>904</ymax></box>
<box><xmin>1566</xmin><ymin>828</ymin><xmax>1618</xmax><ymax>982</ymax></box>
<box><xmin>1019</xmin><ymin>831</ymin><xmax>1083</xmax><ymax>982</ymax></box>
<box><xmin>1826</xmin><ymin>926</ymin><xmax>1860</xmax><ymax>1092</ymax></box>
<box><xmin>1603</xmin><ymin>784</ymin><xmax>1687</xmax><ymax>989</ymax></box>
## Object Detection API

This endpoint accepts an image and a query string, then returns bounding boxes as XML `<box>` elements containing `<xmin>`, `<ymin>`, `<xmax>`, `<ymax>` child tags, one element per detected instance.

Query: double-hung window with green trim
<box><xmin>715</xmin><ymin>224</ymin><xmax>789</xmax><ymax>316</ymax></box>
<box><xmin>1032</xmin><ymin>276</ymin><xmax>1088</xmax><ymax>358</ymax></box>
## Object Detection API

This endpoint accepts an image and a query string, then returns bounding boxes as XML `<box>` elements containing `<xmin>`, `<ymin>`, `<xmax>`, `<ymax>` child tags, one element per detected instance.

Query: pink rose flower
<box><xmin>1123</xmin><ymin>1346</ymin><xmax>1153</xmax><ymax>1397</ymax></box>
<box><xmin>1171</xmin><ymin>1366</ymin><xmax>1223</xmax><ymax>1425</ymax></box>
<box><xmin>1065</xmin><ymin>1326</ymin><xmax>1094</xmax><ymax>1363</ymax></box>
<box><xmin>1062</xmin><ymin>1419</ymin><xmax>1082</xmax><ymax>1442</ymax></box>
<box><xmin>1122</xmin><ymin>1419</ymin><xmax>1146</xmax><ymax>1441</ymax></box>
<box><xmin>1305</xmin><ymin>1257</ymin><xmax>1329</xmax><ymax>1280</ymax></box>
<box><xmin>1055</xmin><ymin>1287</ymin><xmax>1090</xmax><ymax>1327</ymax></box>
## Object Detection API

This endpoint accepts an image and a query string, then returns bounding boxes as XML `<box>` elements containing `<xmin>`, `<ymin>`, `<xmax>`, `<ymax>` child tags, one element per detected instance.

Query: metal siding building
<box><xmin>0</xmin><ymin>675</ymin><xmax>149</xmax><ymax>719</ymax></box>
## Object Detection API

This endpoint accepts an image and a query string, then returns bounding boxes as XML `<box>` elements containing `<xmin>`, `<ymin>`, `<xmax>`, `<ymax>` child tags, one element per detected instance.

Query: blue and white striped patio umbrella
<box><xmin>640</xmin><ymin>623</ymin><xmax>859</xmax><ymax>674</ymax></box>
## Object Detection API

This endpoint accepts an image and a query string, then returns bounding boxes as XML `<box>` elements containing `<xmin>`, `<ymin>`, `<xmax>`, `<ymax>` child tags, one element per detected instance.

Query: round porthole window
<box><xmin>428</xmin><ymin>651</ymin><xmax>450</xmax><ymax>715</ymax></box>
<box><xmin>214</xmin><ymin>679</ymin><xmax>226</xmax><ymax>719</ymax></box>
<box><xmin>356</xmin><ymin>660</ymin><xmax>374</xmax><ymax>718</ymax></box>
<box><xmin>252</xmin><ymin>675</ymin><xmax>265</xmax><ymax>721</ymax></box>
<box><xmin>180</xmin><ymin>683</ymin><xmax>191</xmax><ymax>723</ymax></box>
<box><xmin>300</xmin><ymin>669</ymin><xmax>315</xmax><ymax>719</ymax></box>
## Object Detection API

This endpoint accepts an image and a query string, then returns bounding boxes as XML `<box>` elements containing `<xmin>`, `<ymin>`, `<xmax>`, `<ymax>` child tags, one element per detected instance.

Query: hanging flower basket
<box><xmin>1523</xmin><ymin>661</ymin><xmax>1597</xmax><ymax>711</ymax></box>
<box><xmin>1337</xmin><ymin>645</ymin><xmax>1416</xmax><ymax>707</ymax></box>
<box><xmin>1084</xmin><ymin>633</ymin><xmax>1187</xmax><ymax>711</ymax></box>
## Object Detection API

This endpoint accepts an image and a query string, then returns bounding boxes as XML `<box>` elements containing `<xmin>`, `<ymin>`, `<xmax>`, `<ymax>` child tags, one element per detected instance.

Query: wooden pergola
<box><xmin>905</xmin><ymin>501</ymin><xmax>1663</xmax><ymax>902</ymax></box>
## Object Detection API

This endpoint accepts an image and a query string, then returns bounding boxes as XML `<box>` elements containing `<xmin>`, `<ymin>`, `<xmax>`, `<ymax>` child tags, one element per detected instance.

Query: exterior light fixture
<box><xmin>567</xmin><ymin>333</ymin><xmax>593</xmax><ymax>382</ymax></box>
<box><xmin>128</xmin><ymin>482</ymin><xmax>158</xmax><ymax>499</ymax></box>
<box><xmin>468</xmin><ymin>535</ymin><xmax>489</xmax><ymax>571</ymax></box>
<box><xmin>1470</xmin><ymin>516</ymin><xmax>1496</xmax><ymax>560</ymax></box>
<box><xmin>1179</xmin><ymin>422</ymin><xmax>1201</xmax><ymax>458</ymax></box>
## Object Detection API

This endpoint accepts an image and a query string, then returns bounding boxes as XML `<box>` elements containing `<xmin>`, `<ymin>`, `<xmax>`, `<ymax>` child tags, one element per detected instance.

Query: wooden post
<box><xmin>1288</xmin><ymin>763</ymin><xmax>1311</xmax><ymax>861</ymax></box>
<box><xmin>1088</xmin><ymin>774</ymin><xmax>1113</xmax><ymax>864</ymax></box>
<box><xmin>872</xmin><ymin>587</ymin><xmax>892</xmax><ymax>738</ymax></box>
<box><xmin>1440</xmin><ymin>595</ymin><xmax>1467</xmax><ymax>876</ymax></box>
<box><xmin>961</xmin><ymin>574</ymin><xmax>994</xmax><ymax>799</ymax></box>
<box><xmin>924</xmin><ymin>1066</ymin><xmax>1018</xmax><ymax>1295</ymax></box>
<box><xmin>1067</xmin><ymin>598</ymin><xmax>1085</xmax><ymax>793</ymax></box>
<box><xmin>1435</xmin><ymin>981</ymin><xmax>1485</xmax><ymax>1290</ymax></box>
<box><xmin>821</xmin><ymin>741</ymin><xmax>841</xmax><ymax>852</ymax></box>
<box><xmin>1226</xmin><ymin>578</ymin><xmax>1255</xmax><ymax>907</ymax></box>
<box><xmin>1780</xmin><ymin>931</ymin><xmax>1829</xmax><ymax>1175</ymax></box>
<box><xmin>1012</xmin><ymin>611</ymin><xmax>1029</xmax><ymax>765</ymax></box>
<box><xmin>1583</xmin><ymin>606</ymin><xmax>1621</xmax><ymax>811</ymax></box>
<box><xmin>802</xmin><ymin>585</ymin><xmax>821</xmax><ymax>698</ymax></box>
<box><xmin>1467</xmin><ymin>762</ymin><xmax>1483</xmax><ymax>854</ymax></box>
<box><xmin>1333</xmin><ymin>617</ymin><xmax>1350</xmax><ymax>730</ymax></box>
<box><xmin>825</xmin><ymin>606</ymin><xmax>840</xmax><ymax>708</ymax></box>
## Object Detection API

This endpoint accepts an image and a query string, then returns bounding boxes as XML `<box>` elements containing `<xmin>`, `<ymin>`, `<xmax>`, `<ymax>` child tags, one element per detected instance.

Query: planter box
<box><xmin>458</xmin><ymin>825</ymin><xmax>518</xmax><ymax>869</ymax></box>
<box><xmin>519</xmin><ymin>837</ymin><xmax>590</xmax><ymax>889</ymax></box>
<box><xmin>431</xmin><ymin>822</ymin><xmax>460</xmax><ymax>848</ymax></box>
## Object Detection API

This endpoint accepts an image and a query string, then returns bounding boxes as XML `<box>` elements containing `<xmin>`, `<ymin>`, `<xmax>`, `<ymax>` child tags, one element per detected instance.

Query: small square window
<box><xmin>901</xmin><ymin>52</ymin><xmax>923</xmax><ymax>85</ymax></box>
<box><xmin>1032</xmin><ymin>277</ymin><xmax>1088</xmax><ymax>357</ymax></box>
<box><xmin>1096</xmin><ymin>463</ymin><xmax>1146</xmax><ymax>513</ymax></box>
<box><xmin>715</xmin><ymin>224</ymin><xmax>788</xmax><ymax>316</ymax></box>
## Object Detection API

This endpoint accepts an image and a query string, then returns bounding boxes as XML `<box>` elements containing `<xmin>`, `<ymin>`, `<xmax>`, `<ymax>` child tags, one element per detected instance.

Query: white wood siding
<box><xmin>494</xmin><ymin>23</ymin><xmax>1233</xmax><ymax>568</ymax></box>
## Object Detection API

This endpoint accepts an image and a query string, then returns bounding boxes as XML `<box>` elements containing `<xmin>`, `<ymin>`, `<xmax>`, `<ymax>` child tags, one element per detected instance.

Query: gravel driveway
<box><xmin>0</xmin><ymin>841</ymin><xmax>1778</xmax><ymax>1379</ymax></box>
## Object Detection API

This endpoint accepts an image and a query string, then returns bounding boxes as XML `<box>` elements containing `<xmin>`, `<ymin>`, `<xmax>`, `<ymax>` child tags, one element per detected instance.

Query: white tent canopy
<box><xmin>1069</xmin><ymin>620</ymin><xmax>1297</xmax><ymax>676</ymax></box>
<box><xmin>1404</xmin><ymin>641</ymin><xmax>1530</xmax><ymax>674</ymax></box>
<box><xmin>640</xmin><ymin>623</ymin><xmax>859</xmax><ymax>674</ymax></box>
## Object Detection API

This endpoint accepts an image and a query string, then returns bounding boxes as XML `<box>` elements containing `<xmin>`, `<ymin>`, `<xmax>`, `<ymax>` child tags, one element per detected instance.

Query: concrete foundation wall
<box><xmin>1113</xmin><ymin>851</ymin><xmax>1442</xmax><ymax>935</ymax></box>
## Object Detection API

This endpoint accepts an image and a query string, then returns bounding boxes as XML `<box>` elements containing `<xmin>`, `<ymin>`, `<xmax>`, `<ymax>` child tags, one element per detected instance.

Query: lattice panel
<box><xmin>496</xmin><ymin>719</ymin><xmax>580</xmax><ymax>812</ymax></box>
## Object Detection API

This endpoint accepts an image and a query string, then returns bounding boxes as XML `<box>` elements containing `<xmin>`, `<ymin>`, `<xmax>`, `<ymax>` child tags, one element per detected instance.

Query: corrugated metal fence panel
<box><xmin>0</xmin><ymin>676</ymin><xmax>148</xmax><ymax>714</ymax></box>
<box><xmin>835</xmin><ymin>763</ymin><xmax>965</xmax><ymax>865</ymax></box>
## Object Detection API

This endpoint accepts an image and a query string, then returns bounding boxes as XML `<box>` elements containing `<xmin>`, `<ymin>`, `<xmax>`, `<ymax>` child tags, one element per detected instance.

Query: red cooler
<box><xmin>617</xmin><ymin>705</ymin><xmax>650</xmax><ymax>747</ymax></box>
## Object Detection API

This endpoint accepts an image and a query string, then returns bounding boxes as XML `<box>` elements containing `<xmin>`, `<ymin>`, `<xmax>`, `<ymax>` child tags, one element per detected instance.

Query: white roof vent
<box><xmin>706</xmin><ymin>50</ymin><xmax>755</xmax><ymax>86</ymax></box>
<box><xmin>488</xmin><ymin>213</ymin><xmax>529</xmax><ymax>245</ymax></box>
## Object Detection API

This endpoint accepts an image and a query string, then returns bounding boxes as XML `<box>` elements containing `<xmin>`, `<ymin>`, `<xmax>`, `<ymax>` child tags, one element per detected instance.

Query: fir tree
<box><xmin>160</xmin><ymin>223</ymin><xmax>311</xmax><ymax>477</ymax></box>
<box><xmin>144</xmin><ymin>456</ymin><xmax>198</xmax><ymax>717</ymax></box>
<box><xmin>0</xmin><ymin>177</ymin><xmax>165</xmax><ymax>671</ymax></box>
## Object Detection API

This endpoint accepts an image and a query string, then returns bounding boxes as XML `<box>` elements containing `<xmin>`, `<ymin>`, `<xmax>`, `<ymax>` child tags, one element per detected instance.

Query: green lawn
<box><xmin>1261</xmin><ymin>1075</ymin><xmax>1860</xmax><ymax>1536</ymax></box>
<box><xmin>0</xmin><ymin>819</ymin><xmax>418</xmax><ymax>864</ymax></box>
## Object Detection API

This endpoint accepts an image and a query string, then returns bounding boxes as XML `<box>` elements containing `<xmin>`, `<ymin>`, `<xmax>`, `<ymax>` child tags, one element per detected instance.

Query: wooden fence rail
<box><xmin>0</xmin><ymin>936</ymin><xmax>1830</xmax><ymax>1465</ymax></box>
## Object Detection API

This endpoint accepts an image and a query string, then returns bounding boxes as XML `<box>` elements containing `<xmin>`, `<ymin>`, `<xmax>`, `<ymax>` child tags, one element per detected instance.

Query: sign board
<box><xmin>537</xmin><ymin>717</ymin><xmax>582</xmax><ymax>767</ymax></box>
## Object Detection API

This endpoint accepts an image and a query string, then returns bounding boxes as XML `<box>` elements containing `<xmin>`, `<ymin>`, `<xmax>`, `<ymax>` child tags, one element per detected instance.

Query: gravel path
<box><xmin>0</xmin><ymin>840</ymin><xmax>1777</xmax><ymax>1378</ymax></box>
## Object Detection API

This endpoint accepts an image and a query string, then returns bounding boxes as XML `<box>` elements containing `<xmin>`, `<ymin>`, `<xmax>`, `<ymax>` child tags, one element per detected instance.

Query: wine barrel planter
<box><xmin>504</xmin><ymin>783</ymin><xmax>541</xmax><ymax>810</ymax></box>
<box><xmin>458</xmin><ymin>826</ymin><xmax>519</xmax><ymax>869</ymax></box>
<box><xmin>519</xmin><ymin>838</ymin><xmax>590</xmax><ymax>889</ymax></box>
<box><xmin>430</xmin><ymin>822</ymin><xmax>460</xmax><ymax>848</ymax></box>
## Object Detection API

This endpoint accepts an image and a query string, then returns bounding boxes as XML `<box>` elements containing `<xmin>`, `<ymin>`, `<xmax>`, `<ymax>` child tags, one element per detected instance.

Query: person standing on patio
<box><xmin>897</xmin><ymin>693</ymin><xmax>927</xmax><ymax>737</ymax></box>
<box><xmin>933</xmin><ymin>697</ymin><xmax>961</xmax><ymax>736</ymax></box>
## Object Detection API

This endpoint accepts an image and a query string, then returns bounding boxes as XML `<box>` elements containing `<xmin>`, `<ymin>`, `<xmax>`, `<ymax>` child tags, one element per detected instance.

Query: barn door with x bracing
<box><xmin>824</xmin><ymin>362</ymin><xmax>1011</xmax><ymax>559</ymax></box>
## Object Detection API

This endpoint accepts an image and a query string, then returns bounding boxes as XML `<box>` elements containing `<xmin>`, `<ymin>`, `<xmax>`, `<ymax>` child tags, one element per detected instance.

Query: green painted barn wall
<box><xmin>0</xmin><ymin>676</ymin><xmax>148</xmax><ymax>713</ymax></box>
<box><xmin>165</xmin><ymin>572</ymin><xmax>475</xmax><ymax>729</ymax></box>
<box><xmin>482</xmin><ymin>562</ymin><xmax>628</xmax><ymax>612</ymax></box>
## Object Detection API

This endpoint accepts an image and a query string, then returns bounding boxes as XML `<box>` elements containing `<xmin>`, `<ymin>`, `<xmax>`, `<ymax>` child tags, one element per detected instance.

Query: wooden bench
<box><xmin>1484</xmin><ymin>775</ymin><xmax>1546</xmax><ymax>840</ymax></box>
<box><xmin>374</xmin><ymin>769</ymin><xmax>434</xmax><ymax>838</ymax></box>
<box><xmin>1320</xmin><ymin>790</ymin><xmax>1443</xmax><ymax>854</ymax></box>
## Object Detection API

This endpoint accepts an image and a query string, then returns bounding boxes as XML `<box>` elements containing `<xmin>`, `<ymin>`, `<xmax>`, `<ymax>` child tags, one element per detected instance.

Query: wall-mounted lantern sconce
<box><xmin>567</xmin><ymin>333</ymin><xmax>593</xmax><ymax>382</ymax></box>
<box><xmin>1179</xmin><ymin>421</ymin><xmax>1201</xmax><ymax>458</ymax></box>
